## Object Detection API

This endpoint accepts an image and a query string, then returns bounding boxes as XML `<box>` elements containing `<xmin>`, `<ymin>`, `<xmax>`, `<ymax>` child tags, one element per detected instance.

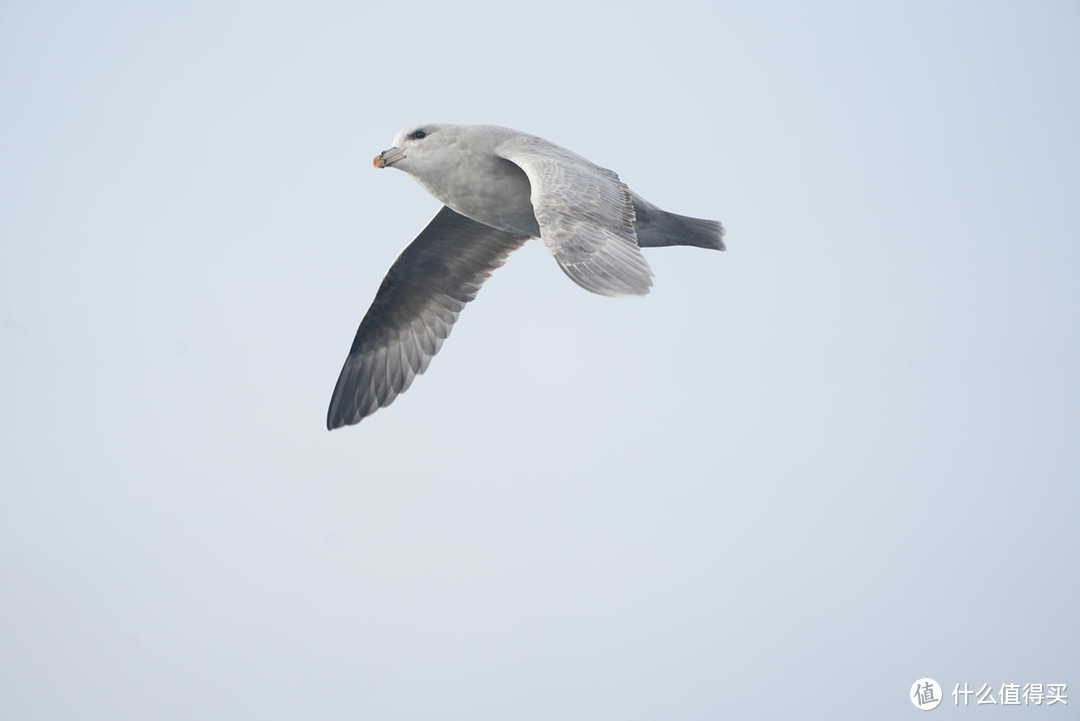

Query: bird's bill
<box><xmin>373</xmin><ymin>147</ymin><xmax>406</xmax><ymax>168</ymax></box>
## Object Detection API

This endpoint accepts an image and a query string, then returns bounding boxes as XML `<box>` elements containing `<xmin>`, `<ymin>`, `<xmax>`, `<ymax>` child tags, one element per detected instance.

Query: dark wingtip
<box><xmin>326</xmin><ymin>388</ymin><xmax>353</xmax><ymax>431</ymax></box>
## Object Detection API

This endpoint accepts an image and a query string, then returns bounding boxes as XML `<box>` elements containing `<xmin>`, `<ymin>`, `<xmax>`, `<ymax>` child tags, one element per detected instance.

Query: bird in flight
<box><xmin>327</xmin><ymin>124</ymin><xmax>725</xmax><ymax>429</ymax></box>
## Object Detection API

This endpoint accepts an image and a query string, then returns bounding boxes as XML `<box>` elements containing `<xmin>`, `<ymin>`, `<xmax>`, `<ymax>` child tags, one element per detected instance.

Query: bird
<box><xmin>326</xmin><ymin>123</ymin><xmax>725</xmax><ymax>429</ymax></box>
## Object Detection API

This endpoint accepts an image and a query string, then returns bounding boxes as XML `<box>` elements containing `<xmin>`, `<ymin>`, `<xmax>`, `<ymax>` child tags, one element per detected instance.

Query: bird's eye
<box><xmin>409</xmin><ymin>129</ymin><xmax>427</xmax><ymax>140</ymax></box>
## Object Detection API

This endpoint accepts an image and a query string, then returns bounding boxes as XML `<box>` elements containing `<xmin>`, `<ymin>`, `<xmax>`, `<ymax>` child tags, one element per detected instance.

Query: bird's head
<box><xmin>372</xmin><ymin>123</ymin><xmax>458</xmax><ymax>174</ymax></box>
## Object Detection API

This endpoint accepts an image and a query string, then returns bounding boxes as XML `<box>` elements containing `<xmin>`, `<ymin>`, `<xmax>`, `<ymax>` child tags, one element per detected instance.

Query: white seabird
<box><xmin>327</xmin><ymin>124</ymin><xmax>725</xmax><ymax>429</ymax></box>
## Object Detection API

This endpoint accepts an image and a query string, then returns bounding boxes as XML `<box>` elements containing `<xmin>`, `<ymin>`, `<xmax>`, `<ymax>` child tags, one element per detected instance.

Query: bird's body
<box><xmin>327</xmin><ymin>123</ymin><xmax>725</xmax><ymax>429</ymax></box>
<box><xmin>400</xmin><ymin>126</ymin><xmax>541</xmax><ymax>236</ymax></box>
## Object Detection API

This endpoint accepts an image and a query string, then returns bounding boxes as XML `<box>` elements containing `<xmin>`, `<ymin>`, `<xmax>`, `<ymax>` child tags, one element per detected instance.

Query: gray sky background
<box><xmin>2</xmin><ymin>1</ymin><xmax>1078</xmax><ymax>719</ymax></box>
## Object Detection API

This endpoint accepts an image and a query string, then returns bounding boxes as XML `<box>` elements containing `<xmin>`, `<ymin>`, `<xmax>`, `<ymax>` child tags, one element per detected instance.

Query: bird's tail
<box><xmin>631</xmin><ymin>193</ymin><xmax>726</xmax><ymax>251</ymax></box>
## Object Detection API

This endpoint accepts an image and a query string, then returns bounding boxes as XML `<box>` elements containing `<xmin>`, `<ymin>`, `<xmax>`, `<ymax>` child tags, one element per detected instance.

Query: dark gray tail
<box><xmin>631</xmin><ymin>192</ymin><xmax>726</xmax><ymax>251</ymax></box>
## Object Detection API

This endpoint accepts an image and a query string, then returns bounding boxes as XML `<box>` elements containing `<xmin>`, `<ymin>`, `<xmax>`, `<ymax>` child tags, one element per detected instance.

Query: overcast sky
<box><xmin>2</xmin><ymin>1</ymin><xmax>1078</xmax><ymax>719</ymax></box>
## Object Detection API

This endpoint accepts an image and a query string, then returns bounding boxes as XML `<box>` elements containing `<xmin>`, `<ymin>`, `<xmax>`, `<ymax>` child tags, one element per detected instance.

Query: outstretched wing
<box><xmin>327</xmin><ymin>206</ymin><xmax>529</xmax><ymax>429</ymax></box>
<box><xmin>496</xmin><ymin>136</ymin><xmax>653</xmax><ymax>297</ymax></box>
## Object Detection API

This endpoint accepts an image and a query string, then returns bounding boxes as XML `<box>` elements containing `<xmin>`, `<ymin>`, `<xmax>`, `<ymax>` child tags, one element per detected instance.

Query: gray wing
<box><xmin>327</xmin><ymin>206</ymin><xmax>529</xmax><ymax>429</ymax></box>
<box><xmin>497</xmin><ymin>137</ymin><xmax>653</xmax><ymax>297</ymax></box>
